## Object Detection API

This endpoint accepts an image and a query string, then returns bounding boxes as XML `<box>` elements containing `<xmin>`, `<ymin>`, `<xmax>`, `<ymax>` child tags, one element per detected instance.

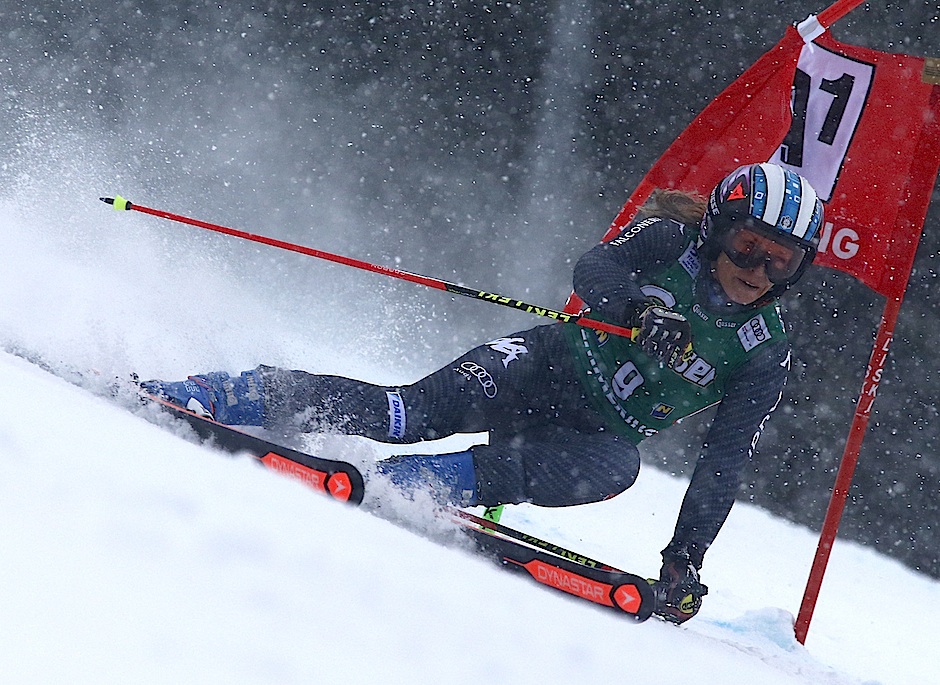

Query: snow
<box><xmin>0</xmin><ymin>349</ymin><xmax>936</xmax><ymax>685</ymax></box>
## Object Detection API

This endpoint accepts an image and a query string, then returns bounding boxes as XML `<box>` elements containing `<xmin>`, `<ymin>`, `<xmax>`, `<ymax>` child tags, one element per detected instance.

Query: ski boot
<box><xmin>376</xmin><ymin>451</ymin><xmax>478</xmax><ymax>507</ymax></box>
<box><xmin>140</xmin><ymin>370</ymin><xmax>265</xmax><ymax>426</ymax></box>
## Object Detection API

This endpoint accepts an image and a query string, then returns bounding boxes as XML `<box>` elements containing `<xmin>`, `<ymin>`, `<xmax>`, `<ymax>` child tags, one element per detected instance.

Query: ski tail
<box><xmin>142</xmin><ymin>391</ymin><xmax>366</xmax><ymax>505</ymax></box>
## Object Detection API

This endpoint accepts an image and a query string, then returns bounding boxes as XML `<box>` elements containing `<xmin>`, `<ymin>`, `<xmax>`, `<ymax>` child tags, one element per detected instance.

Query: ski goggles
<box><xmin>719</xmin><ymin>223</ymin><xmax>811</xmax><ymax>285</ymax></box>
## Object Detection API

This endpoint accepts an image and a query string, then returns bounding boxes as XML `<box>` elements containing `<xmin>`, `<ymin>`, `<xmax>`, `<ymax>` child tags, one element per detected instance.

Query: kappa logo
<box><xmin>455</xmin><ymin>361</ymin><xmax>498</xmax><ymax>398</ymax></box>
<box><xmin>486</xmin><ymin>337</ymin><xmax>529</xmax><ymax>368</ymax></box>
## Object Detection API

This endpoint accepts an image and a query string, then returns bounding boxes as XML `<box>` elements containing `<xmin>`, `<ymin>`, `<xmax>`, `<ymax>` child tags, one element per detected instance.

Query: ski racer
<box><xmin>143</xmin><ymin>162</ymin><xmax>824</xmax><ymax>623</ymax></box>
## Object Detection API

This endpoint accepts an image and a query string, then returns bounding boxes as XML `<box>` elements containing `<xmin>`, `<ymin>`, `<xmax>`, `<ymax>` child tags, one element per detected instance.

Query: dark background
<box><xmin>2</xmin><ymin>1</ymin><xmax>938</xmax><ymax>575</ymax></box>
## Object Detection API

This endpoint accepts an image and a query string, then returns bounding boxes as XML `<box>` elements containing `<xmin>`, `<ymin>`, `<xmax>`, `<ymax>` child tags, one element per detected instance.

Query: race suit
<box><xmin>256</xmin><ymin>214</ymin><xmax>789</xmax><ymax>565</ymax></box>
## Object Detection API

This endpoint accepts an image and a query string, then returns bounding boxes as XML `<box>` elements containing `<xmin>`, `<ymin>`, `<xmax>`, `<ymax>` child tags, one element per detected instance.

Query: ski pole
<box><xmin>451</xmin><ymin>508</ymin><xmax>623</xmax><ymax>573</ymax></box>
<box><xmin>101</xmin><ymin>195</ymin><xmax>640</xmax><ymax>340</ymax></box>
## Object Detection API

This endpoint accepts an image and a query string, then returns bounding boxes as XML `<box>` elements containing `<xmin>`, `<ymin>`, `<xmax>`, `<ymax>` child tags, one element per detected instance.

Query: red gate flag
<box><xmin>568</xmin><ymin>25</ymin><xmax>940</xmax><ymax>306</ymax></box>
<box><xmin>566</xmin><ymin>5</ymin><xmax>940</xmax><ymax>646</ymax></box>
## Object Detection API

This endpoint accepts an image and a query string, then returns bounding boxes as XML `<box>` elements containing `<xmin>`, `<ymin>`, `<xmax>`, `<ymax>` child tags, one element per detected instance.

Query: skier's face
<box><xmin>714</xmin><ymin>251</ymin><xmax>774</xmax><ymax>304</ymax></box>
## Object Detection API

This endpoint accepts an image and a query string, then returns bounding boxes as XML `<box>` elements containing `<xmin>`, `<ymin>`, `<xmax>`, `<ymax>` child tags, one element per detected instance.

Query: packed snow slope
<box><xmin>0</xmin><ymin>350</ymin><xmax>936</xmax><ymax>685</ymax></box>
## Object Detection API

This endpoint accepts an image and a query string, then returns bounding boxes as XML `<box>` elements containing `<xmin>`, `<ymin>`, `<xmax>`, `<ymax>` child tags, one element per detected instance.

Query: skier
<box><xmin>143</xmin><ymin>162</ymin><xmax>823</xmax><ymax>623</ymax></box>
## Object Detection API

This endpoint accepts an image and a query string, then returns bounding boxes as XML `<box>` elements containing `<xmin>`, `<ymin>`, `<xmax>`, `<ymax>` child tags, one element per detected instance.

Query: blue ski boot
<box><xmin>140</xmin><ymin>370</ymin><xmax>265</xmax><ymax>426</ymax></box>
<box><xmin>376</xmin><ymin>451</ymin><xmax>478</xmax><ymax>507</ymax></box>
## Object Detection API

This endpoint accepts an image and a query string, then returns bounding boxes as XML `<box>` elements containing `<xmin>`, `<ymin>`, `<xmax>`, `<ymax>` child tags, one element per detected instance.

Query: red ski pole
<box><xmin>101</xmin><ymin>195</ymin><xmax>639</xmax><ymax>341</ymax></box>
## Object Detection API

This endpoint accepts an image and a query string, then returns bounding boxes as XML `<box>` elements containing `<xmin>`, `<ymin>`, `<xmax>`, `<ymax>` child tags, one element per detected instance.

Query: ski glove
<box><xmin>634</xmin><ymin>305</ymin><xmax>692</xmax><ymax>368</ymax></box>
<box><xmin>649</xmin><ymin>544</ymin><xmax>708</xmax><ymax>624</ymax></box>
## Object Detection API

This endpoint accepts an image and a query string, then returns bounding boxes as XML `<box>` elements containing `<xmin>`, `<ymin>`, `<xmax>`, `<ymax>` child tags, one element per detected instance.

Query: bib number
<box><xmin>612</xmin><ymin>362</ymin><xmax>644</xmax><ymax>400</ymax></box>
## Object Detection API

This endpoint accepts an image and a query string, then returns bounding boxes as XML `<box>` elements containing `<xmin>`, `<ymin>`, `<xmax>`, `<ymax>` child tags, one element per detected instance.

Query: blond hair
<box><xmin>634</xmin><ymin>189</ymin><xmax>708</xmax><ymax>226</ymax></box>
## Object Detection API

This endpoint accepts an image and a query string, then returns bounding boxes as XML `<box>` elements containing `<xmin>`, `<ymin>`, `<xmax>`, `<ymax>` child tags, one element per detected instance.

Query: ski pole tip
<box><xmin>100</xmin><ymin>195</ymin><xmax>132</xmax><ymax>211</ymax></box>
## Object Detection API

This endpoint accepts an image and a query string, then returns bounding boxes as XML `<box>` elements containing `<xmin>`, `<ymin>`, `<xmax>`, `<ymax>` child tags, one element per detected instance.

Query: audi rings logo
<box><xmin>456</xmin><ymin>361</ymin><xmax>498</xmax><ymax>398</ymax></box>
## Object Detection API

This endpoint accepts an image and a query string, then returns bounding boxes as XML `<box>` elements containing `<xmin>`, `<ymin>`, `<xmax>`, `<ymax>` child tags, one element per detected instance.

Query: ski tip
<box><xmin>100</xmin><ymin>195</ymin><xmax>132</xmax><ymax>211</ymax></box>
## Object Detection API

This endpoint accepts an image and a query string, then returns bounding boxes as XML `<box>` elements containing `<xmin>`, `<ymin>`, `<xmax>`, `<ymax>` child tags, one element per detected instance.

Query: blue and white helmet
<box><xmin>700</xmin><ymin>162</ymin><xmax>825</xmax><ymax>304</ymax></box>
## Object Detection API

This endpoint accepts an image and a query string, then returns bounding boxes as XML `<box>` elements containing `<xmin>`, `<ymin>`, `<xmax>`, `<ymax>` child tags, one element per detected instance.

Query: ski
<box><xmin>145</xmin><ymin>393</ymin><xmax>365</xmax><ymax>505</ymax></box>
<box><xmin>141</xmin><ymin>391</ymin><xmax>654</xmax><ymax>622</ymax></box>
<box><xmin>458</xmin><ymin>522</ymin><xmax>653</xmax><ymax>621</ymax></box>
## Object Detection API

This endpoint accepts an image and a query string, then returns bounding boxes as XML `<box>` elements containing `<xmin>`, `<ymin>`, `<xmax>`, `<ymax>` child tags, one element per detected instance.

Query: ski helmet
<box><xmin>699</xmin><ymin>162</ymin><xmax>824</xmax><ymax>306</ymax></box>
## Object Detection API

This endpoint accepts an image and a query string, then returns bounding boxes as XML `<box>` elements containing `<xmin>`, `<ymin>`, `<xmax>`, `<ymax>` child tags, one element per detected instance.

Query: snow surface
<box><xmin>0</xmin><ymin>149</ymin><xmax>935</xmax><ymax>684</ymax></box>
<box><xmin>0</xmin><ymin>348</ymin><xmax>937</xmax><ymax>685</ymax></box>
